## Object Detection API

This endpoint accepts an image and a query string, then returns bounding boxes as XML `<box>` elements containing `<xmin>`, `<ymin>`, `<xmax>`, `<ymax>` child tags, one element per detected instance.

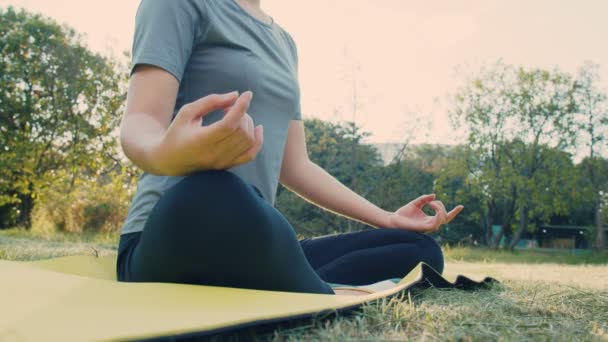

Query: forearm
<box><xmin>281</xmin><ymin>160</ymin><xmax>392</xmax><ymax>228</ymax></box>
<box><xmin>119</xmin><ymin>112</ymin><xmax>167</xmax><ymax>175</ymax></box>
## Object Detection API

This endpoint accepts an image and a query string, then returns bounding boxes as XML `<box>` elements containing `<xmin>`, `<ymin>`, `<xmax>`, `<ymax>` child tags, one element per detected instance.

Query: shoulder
<box><xmin>277</xmin><ymin>25</ymin><xmax>297</xmax><ymax>50</ymax></box>
<box><xmin>275</xmin><ymin>25</ymin><xmax>299</xmax><ymax>61</ymax></box>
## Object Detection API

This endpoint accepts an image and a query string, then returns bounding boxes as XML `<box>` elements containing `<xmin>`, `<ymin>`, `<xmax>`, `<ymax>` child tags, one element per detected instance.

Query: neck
<box><xmin>236</xmin><ymin>0</ymin><xmax>270</xmax><ymax>24</ymax></box>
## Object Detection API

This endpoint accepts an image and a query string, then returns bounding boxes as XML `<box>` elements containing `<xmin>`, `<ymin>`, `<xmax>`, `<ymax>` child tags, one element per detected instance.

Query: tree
<box><xmin>365</xmin><ymin>145</ymin><xmax>438</xmax><ymax>222</ymax></box>
<box><xmin>452</xmin><ymin>61</ymin><xmax>579</xmax><ymax>249</ymax></box>
<box><xmin>434</xmin><ymin>146</ymin><xmax>490</xmax><ymax>246</ymax></box>
<box><xmin>574</xmin><ymin>62</ymin><xmax>608</xmax><ymax>250</ymax></box>
<box><xmin>0</xmin><ymin>7</ymin><xmax>126</xmax><ymax>228</ymax></box>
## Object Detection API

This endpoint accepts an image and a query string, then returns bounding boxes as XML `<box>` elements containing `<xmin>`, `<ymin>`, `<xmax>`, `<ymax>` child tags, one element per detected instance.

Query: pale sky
<box><xmin>1</xmin><ymin>0</ymin><xmax>607</xmax><ymax>145</ymax></box>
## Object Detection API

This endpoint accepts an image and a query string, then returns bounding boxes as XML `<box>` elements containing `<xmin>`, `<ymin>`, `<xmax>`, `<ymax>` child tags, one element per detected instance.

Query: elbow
<box><xmin>280</xmin><ymin>156</ymin><xmax>311</xmax><ymax>188</ymax></box>
<box><xmin>118</xmin><ymin>113</ymin><xmax>145</xmax><ymax>169</ymax></box>
<box><xmin>118</xmin><ymin>117</ymin><xmax>132</xmax><ymax>162</ymax></box>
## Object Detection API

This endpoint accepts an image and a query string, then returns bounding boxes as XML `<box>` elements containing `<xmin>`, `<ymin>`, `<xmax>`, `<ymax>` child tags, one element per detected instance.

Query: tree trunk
<box><xmin>493</xmin><ymin>219</ymin><xmax>512</xmax><ymax>249</ymax></box>
<box><xmin>492</xmin><ymin>225</ymin><xmax>504</xmax><ymax>249</ymax></box>
<box><xmin>0</xmin><ymin>205</ymin><xmax>14</xmax><ymax>229</ymax></box>
<box><xmin>510</xmin><ymin>205</ymin><xmax>528</xmax><ymax>250</ymax></box>
<box><xmin>595</xmin><ymin>200</ymin><xmax>605</xmax><ymax>251</ymax></box>
<box><xmin>484</xmin><ymin>201</ymin><xmax>495</xmax><ymax>246</ymax></box>
<box><xmin>16</xmin><ymin>192</ymin><xmax>34</xmax><ymax>229</ymax></box>
<box><xmin>492</xmin><ymin>197</ymin><xmax>515</xmax><ymax>249</ymax></box>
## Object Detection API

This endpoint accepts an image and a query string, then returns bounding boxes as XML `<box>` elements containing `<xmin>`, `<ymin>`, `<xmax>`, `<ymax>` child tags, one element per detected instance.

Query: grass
<box><xmin>260</xmin><ymin>284</ymin><xmax>607</xmax><ymax>341</ymax></box>
<box><xmin>0</xmin><ymin>226</ymin><xmax>119</xmax><ymax>245</ymax></box>
<box><xmin>0</xmin><ymin>227</ymin><xmax>117</xmax><ymax>261</ymax></box>
<box><xmin>444</xmin><ymin>245</ymin><xmax>608</xmax><ymax>265</ymax></box>
<box><xmin>1</xmin><ymin>228</ymin><xmax>607</xmax><ymax>341</ymax></box>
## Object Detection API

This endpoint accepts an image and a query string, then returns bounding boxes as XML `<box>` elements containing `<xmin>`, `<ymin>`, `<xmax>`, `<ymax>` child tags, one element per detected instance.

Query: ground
<box><xmin>1</xmin><ymin>228</ymin><xmax>606</xmax><ymax>341</ymax></box>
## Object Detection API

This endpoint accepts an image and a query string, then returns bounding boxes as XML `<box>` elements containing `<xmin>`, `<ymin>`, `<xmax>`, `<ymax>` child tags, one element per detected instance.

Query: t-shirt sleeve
<box><xmin>131</xmin><ymin>0</ymin><xmax>208</xmax><ymax>82</ymax></box>
<box><xmin>284</xmin><ymin>32</ymin><xmax>303</xmax><ymax>121</ymax></box>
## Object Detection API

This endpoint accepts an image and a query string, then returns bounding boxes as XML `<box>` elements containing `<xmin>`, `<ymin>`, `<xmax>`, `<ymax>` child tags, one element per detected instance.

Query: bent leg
<box><xmin>300</xmin><ymin>228</ymin><xmax>444</xmax><ymax>285</ymax></box>
<box><xmin>124</xmin><ymin>170</ymin><xmax>333</xmax><ymax>294</ymax></box>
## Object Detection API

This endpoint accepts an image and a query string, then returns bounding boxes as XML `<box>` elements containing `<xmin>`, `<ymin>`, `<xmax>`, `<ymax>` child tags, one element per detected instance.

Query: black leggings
<box><xmin>116</xmin><ymin>170</ymin><xmax>444</xmax><ymax>294</ymax></box>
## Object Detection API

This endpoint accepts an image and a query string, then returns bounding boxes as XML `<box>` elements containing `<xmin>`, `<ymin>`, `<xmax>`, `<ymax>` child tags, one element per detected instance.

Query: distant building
<box><xmin>369</xmin><ymin>143</ymin><xmax>455</xmax><ymax>165</ymax></box>
<box><xmin>370</xmin><ymin>143</ymin><xmax>405</xmax><ymax>165</ymax></box>
<box><xmin>537</xmin><ymin>225</ymin><xmax>594</xmax><ymax>249</ymax></box>
<box><xmin>491</xmin><ymin>224</ymin><xmax>607</xmax><ymax>250</ymax></box>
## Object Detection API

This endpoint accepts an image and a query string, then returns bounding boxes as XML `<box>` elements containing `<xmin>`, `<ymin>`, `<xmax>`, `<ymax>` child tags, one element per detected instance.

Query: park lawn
<box><xmin>0</xmin><ymin>229</ymin><xmax>607</xmax><ymax>341</ymax></box>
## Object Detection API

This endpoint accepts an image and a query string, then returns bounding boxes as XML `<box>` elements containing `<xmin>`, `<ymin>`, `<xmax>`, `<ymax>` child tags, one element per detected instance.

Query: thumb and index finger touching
<box><xmin>411</xmin><ymin>194</ymin><xmax>436</xmax><ymax>208</ymax></box>
<box><xmin>178</xmin><ymin>91</ymin><xmax>240</xmax><ymax>122</ymax></box>
<box><xmin>412</xmin><ymin>193</ymin><xmax>465</xmax><ymax>224</ymax></box>
<box><xmin>214</xmin><ymin>91</ymin><xmax>253</xmax><ymax>130</ymax></box>
<box><xmin>179</xmin><ymin>90</ymin><xmax>254</xmax><ymax>125</ymax></box>
<box><xmin>178</xmin><ymin>90</ymin><xmax>264</xmax><ymax>140</ymax></box>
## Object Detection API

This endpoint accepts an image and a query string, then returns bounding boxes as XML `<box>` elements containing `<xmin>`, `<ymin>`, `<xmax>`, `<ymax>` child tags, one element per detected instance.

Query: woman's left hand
<box><xmin>386</xmin><ymin>194</ymin><xmax>464</xmax><ymax>233</ymax></box>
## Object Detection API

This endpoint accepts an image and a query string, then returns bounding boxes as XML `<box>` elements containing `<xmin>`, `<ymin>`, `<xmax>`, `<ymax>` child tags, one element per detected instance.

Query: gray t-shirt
<box><xmin>120</xmin><ymin>0</ymin><xmax>302</xmax><ymax>235</ymax></box>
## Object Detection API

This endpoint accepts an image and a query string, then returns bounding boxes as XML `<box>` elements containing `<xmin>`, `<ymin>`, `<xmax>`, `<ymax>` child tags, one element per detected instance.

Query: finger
<box><xmin>246</xmin><ymin>114</ymin><xmax>255</xmax><ymax>140</ymax></box>
<box><xmin>214</xmin><ymin>118</ymin><xmax>255</xmax><ymax>152</ymax></box>
<box><xmin>224</xmin><ymin>114</ymin><xmax>255</xmax><ymax>149</ymax></box>
<box><xmin>204</xmin><ymin>113</ymin><xmax>256</xmax><ymax>152</ymax></box>
<box><xmin>214</xmin><ymin>136</ymin><xmax>255</xmax><ymax>168</ymax></box>
<box><xmin>420</xmin><ymin>214</ymin><xmax>440</xmax><ymax>232</ymax></box>
<box><xmin>212</xmin><ymin>91</ymin><xmax>252</xmax><ymax>132</ymax></box>
<box><xmin>411</xmin><ymin>194</ymin><xmax>436</xmax><ymax>208</ymax></box>
<box><xmin>446</xmin><ymin>205</ymin><xmax>465</xmax><ymax>223</ymax></box>
<box><xmin>231</xmin><ymin>125</ymin><xmax>264</xmax><ymax>166</ymax></box>
<box><xmin>434</xmin><ymin>200</ymin><xmax>448</xmax><ymax>214</ymax></box>
<box><xmin>435</xmin><ymin>201</ymin><xmax>449</xmax><ymax>224</ymax></box>
<box><xmin>428</xmin><ymin>201</ymin><xmax>448</xmax><ymax>226</ymax></box>
<box><xmin>178</xmin><ymin>92</ymin><xmax>239</xmax><ymax>122</ymax></box>
<box><xmin>249</xmin><ymin>117</ymin><xmax>255</xmax><ymax>140</ymax></box>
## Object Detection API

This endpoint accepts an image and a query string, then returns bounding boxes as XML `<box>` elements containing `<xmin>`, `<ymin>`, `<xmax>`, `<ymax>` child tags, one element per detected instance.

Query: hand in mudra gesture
<box><xmin>387</xmin><ymin>194</ymin><xmax>464</xmax><ymax>232</ymax></box>
<box><xmin>152</xmin><ymin>91</ymin><xmax>264</xmax><ymax>176</ymax></box>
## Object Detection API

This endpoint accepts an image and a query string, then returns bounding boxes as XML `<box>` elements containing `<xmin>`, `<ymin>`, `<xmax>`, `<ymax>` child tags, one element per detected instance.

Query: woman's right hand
<box><xmin>150</xmin><ymin>91</ymin><xmax>264</xmax><ymax>176</ymax></box>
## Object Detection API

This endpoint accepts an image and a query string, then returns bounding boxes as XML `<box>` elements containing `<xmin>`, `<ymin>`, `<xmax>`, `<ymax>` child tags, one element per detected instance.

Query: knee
<box><xmin>417</xmin><ymin>234</ymin><xmax>444</xmax><ymax>273</ymax></box>
<box><xmin>179</xmin><ymin>170</ymin><xmax>246</xmax><ymax>194</ymax></box>
<box><xmin>151</xmin><ymin>170</ymin><xmax>264</xmax><ymax>234</ymax></box>
<box><xmin>164</xmin><ymin>170</ymin><xmax>256</xmax><ymax>215</ymax></box>
<box><xmin>377</xmin><ymin>229</ymin><xmax>444</xmax><ymax>273</ymax></box>
<box><xmin>388</xmin><ymin>229</ymin><xmax>444</xmax><ymax>273</ymax></box>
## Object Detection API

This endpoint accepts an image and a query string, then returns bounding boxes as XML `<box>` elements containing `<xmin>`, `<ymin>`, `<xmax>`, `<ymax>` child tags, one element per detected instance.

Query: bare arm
<box><xmin>279</xmin><ymin>120</ymin><xmax>463</xmax><ymax>231</ymax></box>
<box><xmin>119</xmin><ymin>65</ymin><xmax>264</xmax><ymax>176</ymax></box>
<box><xmin>119</xmin><ymin>65</ymin><xmax>179</xmax><ymax>174</ymax></box>
<box><xmin>279</xmin><ymin>120</ymin><xmax>392</xmax><ymax>228</ymax></box>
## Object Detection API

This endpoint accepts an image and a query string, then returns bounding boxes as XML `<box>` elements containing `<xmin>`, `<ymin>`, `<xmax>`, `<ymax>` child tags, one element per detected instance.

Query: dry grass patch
<box><xmin>259</xmin><ymin>282</ymin><xmax>607</xmax><ymax>341</ymax></box>
<box><xmin>1</xmin><ymin>232</ymin><xmax>606</xmax><ymax>341</ymax></box>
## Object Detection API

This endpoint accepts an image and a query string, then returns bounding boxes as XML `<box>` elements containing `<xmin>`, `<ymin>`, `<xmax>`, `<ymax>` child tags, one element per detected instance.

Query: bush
<box><xmin>32</xmin><ymin>169</ymin><xmax>136</xmax><ymax>235</ymax></box>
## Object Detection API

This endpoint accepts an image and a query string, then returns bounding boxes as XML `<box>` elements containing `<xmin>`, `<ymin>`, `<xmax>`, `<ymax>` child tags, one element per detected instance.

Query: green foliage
<box><xmin>451</xmin><ymin>61</ymin><xmax>583</xmax><ymax>248</ymax></box>
<box><xmin>574</xmin><ymin>62</ymin><xmax>608</xmax><ymax>250</ymax></box>
<box><xmin>0</xmin><ymin>7</ymin><xmax>127</xmax><ymax>228</ymax></box>
<box><xmin>1</xmin><ymin>6</ymin><xmax>606</xmax><ymax>251</ymax></box>
<box><xmin>434</xmin><ymin>146</ymin><xmax>489</xmax><ymax>245</ymax></box>
<box><xmin>31</xmin><ymin>167</ymin><xmax>136</xmax><ymax>235</ymax></box>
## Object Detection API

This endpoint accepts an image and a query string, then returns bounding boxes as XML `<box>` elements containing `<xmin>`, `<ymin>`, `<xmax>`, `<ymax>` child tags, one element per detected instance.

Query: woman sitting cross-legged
<box><xmin>116</xmin><ymin>0</ymin><xmax>464</xmax><ymax>295</ymax></box>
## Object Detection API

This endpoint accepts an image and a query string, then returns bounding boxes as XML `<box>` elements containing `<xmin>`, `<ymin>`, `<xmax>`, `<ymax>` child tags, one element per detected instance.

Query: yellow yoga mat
<box><xmin>0</xmin><ymin>255</ymin><xmax>496</xmax><ymax>341</ymax></box>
